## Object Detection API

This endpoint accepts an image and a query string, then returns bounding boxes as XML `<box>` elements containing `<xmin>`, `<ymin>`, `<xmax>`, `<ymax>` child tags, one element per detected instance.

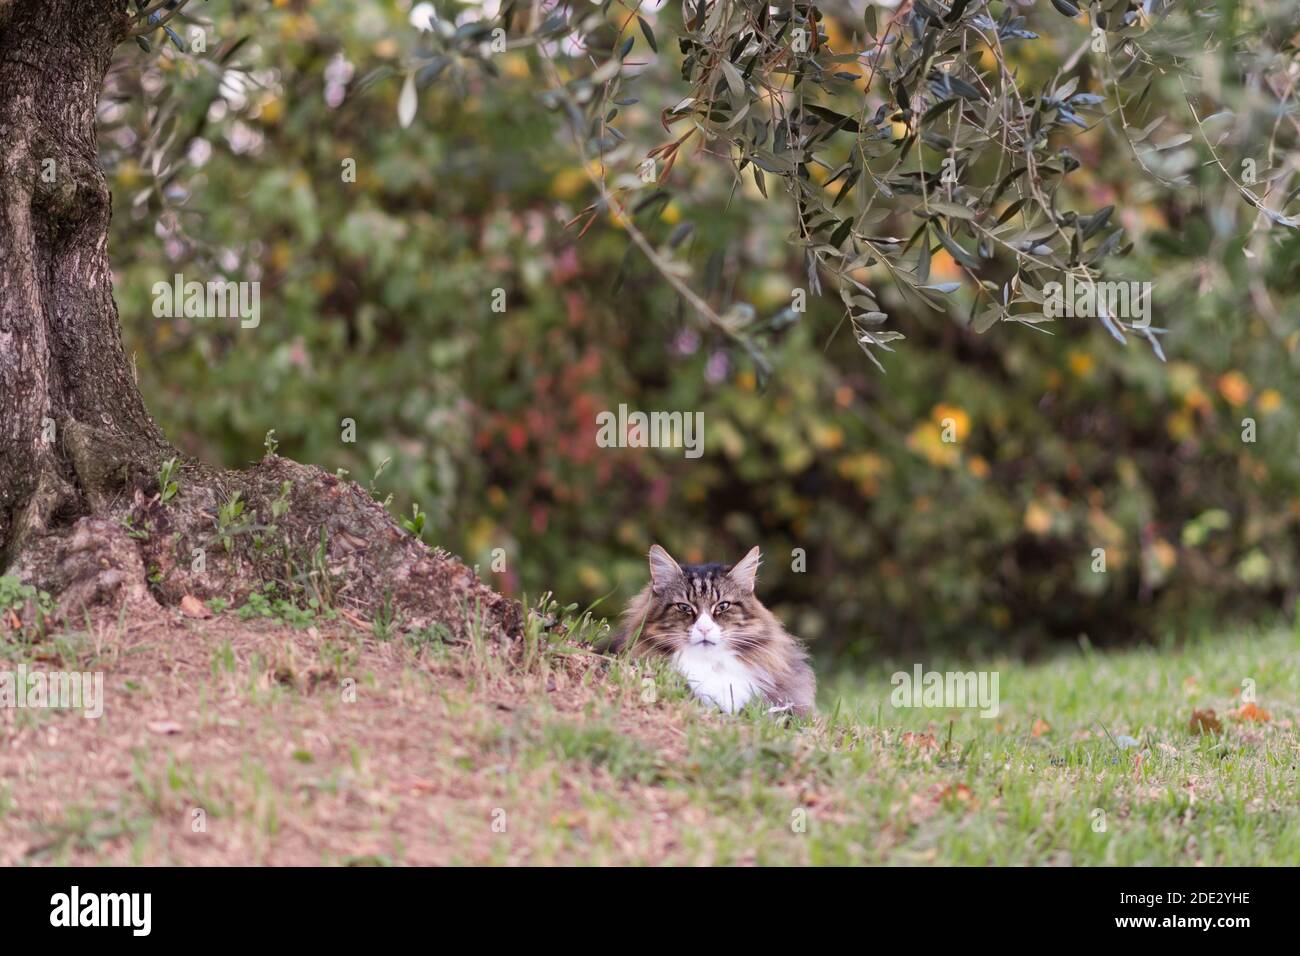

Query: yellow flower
<box><xmin>258</xmin><ymin>95</ymin><xmax>283</xmax><ymax>125</ymax></box>
<box><xmin>1150</xmin><ymin>537</ymin><xmax>1177</xmax><ymax>571</ymax></box>
<box><xmin>1257</xmin><ymin>389</ymin><xmax>1283</xmax><ymax>414</ymax></box>
<box><xmin>907</xmin><ymin>424</ymin><xmax>959</xmax><ymax>468</ymax></box>
<box><xmin>930</xmin><ymin>403</ymin><xmax>971</xmax><ymax>442</ymax></box>
<box><xmin>1217</xmin><ymin>371</ymin><xmax>1251</xmax><ymax>407</ymax></box>
<box><xmin>1168</xmin><ymin>361</ymin><xmax>1199</xmax><ymax>396</ymax></box>
<box><xmin>838</xmin><ymin>452</ymin><xmax>887</xmax><ymax>481</ymax></box>
<box><xmin>1183</xmin><ymin>387</ymin><xmax>1211</xmax><ymax>416</ymax></box>
<box><xmin>116</xmin><ymin>160</ymin><xmax>142</xmax><ymax>189</ymax></box>
<box><xmin>967</xmin><ymin>455</ymin><xmax>990</xmax><ymax>479</ymax></box>
<box><xmin>550</xmin><ymin>166</ymin><xmax>589</xmax><ymax>200</ymax></box>
<box><xmin>269</xmin><ymin>241</ymin><xmax>292</xmax><ymax>273</ymax></box>
<box><xmin>812</xmin><ymin>423</ymin><xmax>843</xmax><ymax>451</ymax></box>
<box><xmin>1024</xmin><ymin>501</ymin><xmax>1053</xmax><ymax>536</ymax></box>
<box><xmin>502</xmin><ymin>53</ymin><xmax>530</xmax><ymax>80</ymax></box>
<box><xmin>1166</xmin><ymin>410</ymin><xmax>1193</xmax><ymax>441</ymax></box>
<box><xmin>1067</xmin><ymin>350</ymin><xmax>1095</xmax><ymax>378</ymax></box>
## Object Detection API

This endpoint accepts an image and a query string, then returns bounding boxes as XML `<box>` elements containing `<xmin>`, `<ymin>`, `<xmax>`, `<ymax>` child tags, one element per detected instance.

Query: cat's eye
<box><xmin>675</xmin><ymin>603</ymin><xmax>694</xmax><ymax>616</ymax></box>
<box><xmin>714</xmin><ymin>602</ymin><xmax>731</xmax><ymax>614</ymax></box>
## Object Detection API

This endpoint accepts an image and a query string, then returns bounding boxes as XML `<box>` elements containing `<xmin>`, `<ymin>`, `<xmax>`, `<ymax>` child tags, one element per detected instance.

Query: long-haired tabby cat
<box><xmin>610</xmin><ymin>545</ymin><xmax>815</xmax><ymax>715</ymax></box>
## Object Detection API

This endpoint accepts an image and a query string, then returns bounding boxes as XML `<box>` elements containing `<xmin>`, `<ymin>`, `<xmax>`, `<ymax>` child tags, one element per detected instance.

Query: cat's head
<box><xmin>634</xmin><ymin>544</ymin><xmax>768</xmax><ymax>653</ymax></box>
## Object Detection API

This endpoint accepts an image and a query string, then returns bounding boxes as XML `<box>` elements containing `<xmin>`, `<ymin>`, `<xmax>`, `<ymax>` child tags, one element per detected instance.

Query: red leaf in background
<box><xmin>1231</xmin><ymin>702</ymin><xmax>1271</xmax><ymax>723</ymax></box>
<box><xmin>506</xmin><ymin>423</ymin><xmax>528</xmax><ymax>453</ymax></box>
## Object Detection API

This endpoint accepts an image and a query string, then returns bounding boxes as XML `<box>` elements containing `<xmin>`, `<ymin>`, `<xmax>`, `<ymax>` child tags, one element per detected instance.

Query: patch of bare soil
<box><xmin>11</xmin><ymin>454</ymin><xmax>521</xmax><ymax>645</ymax></box>
<box><xmin>0</xmin><ymin>608</ymin><xmax>702</xmax><ymax>865</ymax></box>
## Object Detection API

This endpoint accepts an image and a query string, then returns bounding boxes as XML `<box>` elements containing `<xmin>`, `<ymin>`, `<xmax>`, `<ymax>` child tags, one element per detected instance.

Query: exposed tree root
<box><xmin>11</xmin><ymin>516</ymin><xmax>159</xmax><ymax>621</ymax></box>
<box><xmin>0</xmin><ymin>2</ymin><xmax>520</xmax><ymax>645</ymax></box>
<box><xmin>5</xmin><ymin>461</ymin><xmax>78</xmax><ymax>567</ymax></box>
<box><xmin>7</xmin><ymin>453</ymin><xmax>522</xmax><ymax>642</ymax></box>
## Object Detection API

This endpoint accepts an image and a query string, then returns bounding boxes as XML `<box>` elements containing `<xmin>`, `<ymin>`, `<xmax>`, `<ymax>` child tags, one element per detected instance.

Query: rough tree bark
<box><xmin>0</xmin><ymin>1</ymin><xmax>171</xmax><ymax>560</ymax></box>
<box><xmin>0</xmin><ymin>1</ymin><xmax>519</xmax><ymax>640</ymax></box>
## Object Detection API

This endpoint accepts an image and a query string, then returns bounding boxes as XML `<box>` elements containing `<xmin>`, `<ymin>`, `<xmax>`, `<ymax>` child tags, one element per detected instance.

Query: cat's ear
<box><xmin>729</xmin><ymin>546</ymin><xmax>762</xmax><ymax>593</ymax></box>
<box><xmin>647</xmin><ymin>545</ymin><xmax>684</xmax><ymax>593</ymax></box>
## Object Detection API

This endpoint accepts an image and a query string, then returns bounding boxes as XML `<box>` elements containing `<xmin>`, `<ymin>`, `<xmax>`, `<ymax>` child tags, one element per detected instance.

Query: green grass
<box><xmin>415</xmin><ymin>610</ymin><xmax>1299</xmax><ymax>865</ymax></box>
<box><xmin>7</xmin><ymin>595</ymin><xmax>1296</xmax><ymax>865</ymax></box>
<box><xmin>657</xmin><ymin>624</ymin><xmax>1300</xmax><ymax>864</ymax></box>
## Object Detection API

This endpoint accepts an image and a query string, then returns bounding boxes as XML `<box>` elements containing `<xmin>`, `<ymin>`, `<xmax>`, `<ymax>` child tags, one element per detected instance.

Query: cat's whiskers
<box><xmin>610</xmin><ymin>544</ymin><xmax>816</xmax><ymax>716</ymax></box>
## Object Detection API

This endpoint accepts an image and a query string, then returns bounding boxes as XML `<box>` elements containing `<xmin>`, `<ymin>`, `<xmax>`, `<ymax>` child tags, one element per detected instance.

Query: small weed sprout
<box><xmin>157</xmin><ymin>457</ymin><xmax>180</xmax><ymax>503</ymax></box>
<box><xmin>236</xmin><ymin>581</ymin><xmax>334</xmax><ymax>629</ymax></box>
<box><xmin>0</xmin><ymin>575</ymin><xmax>56</xmax><ymax>642</ymax></box>
<box><xmin>371</xmin><ymin>591</ymin><xmax>400</xmax><ymax>641</ymax></box>
<box><xmin>270</xmin><ymin>480</ymin><xmax>293</xmax><ymax>522</ymax></box>
<box><xmin>216</xmin><ymin>491</ymin><xmax>247</xmax><ymax>552</ymax></box>
<box><xmin>401</xmin><ymin>502</ymin><xmax>426</xmax><ymax>539</ymax></box>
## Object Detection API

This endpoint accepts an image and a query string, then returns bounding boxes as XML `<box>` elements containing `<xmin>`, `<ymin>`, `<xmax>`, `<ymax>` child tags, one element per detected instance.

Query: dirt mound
<box><xmin>11</xmin><ymin>454</ymin><xmax>520</xmax><ymax>643</ymax></box>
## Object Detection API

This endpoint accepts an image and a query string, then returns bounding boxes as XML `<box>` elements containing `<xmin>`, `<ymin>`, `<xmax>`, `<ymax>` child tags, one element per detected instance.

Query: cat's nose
<box><xmin>694</xmin><ymin>623</ymin><xmax>720</xmax><ymax>641</ymax></box>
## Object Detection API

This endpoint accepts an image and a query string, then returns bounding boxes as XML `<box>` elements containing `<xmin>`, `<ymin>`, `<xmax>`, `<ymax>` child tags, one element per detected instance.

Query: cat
<box><xmin>609</xmin><ymin>545</ymin><xmax>815</xmax><ymax>716</ymax></box>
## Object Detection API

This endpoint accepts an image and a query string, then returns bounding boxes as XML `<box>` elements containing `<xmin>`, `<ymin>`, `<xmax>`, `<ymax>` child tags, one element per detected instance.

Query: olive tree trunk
<box><xmin>0</xmin><ymin>1</ymin><xmax>520</xmax><ymax>640</ymax></box>
<box><xmin>0</xmin><ymin>0</ymin><xmax>172</xmax><ymax>565</ymax></box>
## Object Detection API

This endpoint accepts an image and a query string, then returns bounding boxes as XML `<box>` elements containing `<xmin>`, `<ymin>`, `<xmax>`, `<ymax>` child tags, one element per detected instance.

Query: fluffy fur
<box><xmin>610</xmin><ymin>545</ymin><xmax>816</xmax><ymax>715</ymax></box>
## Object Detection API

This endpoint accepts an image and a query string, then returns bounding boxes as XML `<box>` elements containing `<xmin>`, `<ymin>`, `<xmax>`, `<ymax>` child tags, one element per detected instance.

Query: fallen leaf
<box><xmin>402</xmin><ymin>780</ymin><xmax>440</xmax><ymax>795</ymax></box>
<box><xmin>180</xmin><ymin>595</ymin><xmax>211</xmax><ymax>619</ymax></box>
<box><xmin>932</xmin><ymin>782</ymin><xmax>975</xmax><ymax>805</ymax></box>
<box><xmin>1188</xmin><ymin>708</ymin><xmax>1222</xmax><ymax>735</ymax></box>
<box><xmin>1231</xmin><ymin>701</ymin><xmax>1271</xmax><ymax>723</ymax></box>
<box><xmin>147</xmin><ymin>720</ymin><xmax>183</xmax><ymax>735</ymax></box>
<box><xmin>1031</xmin><ymin>718</ymin><xmax>1051</xmax><ymax>737</ymax></box>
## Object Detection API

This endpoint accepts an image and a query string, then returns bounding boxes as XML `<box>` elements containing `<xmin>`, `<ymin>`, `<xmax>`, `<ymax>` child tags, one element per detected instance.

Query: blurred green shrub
<box><xmin>107</xmin><ymin>1</ymin><xmax>1299</xmax><ymax>657</ymax></box>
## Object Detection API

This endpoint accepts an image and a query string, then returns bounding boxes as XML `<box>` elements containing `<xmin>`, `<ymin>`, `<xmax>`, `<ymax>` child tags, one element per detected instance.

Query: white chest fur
<box><xmin>673</xmin><ymin>643</ymin><xmax>764</xmax><ymax>714</ymax></box>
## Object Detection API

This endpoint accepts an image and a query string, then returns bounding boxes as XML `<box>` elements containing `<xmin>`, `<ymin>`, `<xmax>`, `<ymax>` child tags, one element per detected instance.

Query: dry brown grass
<box><xmin>0</xmin><ymin>608</ymin><xmax>738</xmax><ymax>865</ymax></box>
<box><xmin>5</xmin><ymin>606</ymin><xmax>1296</xmax><ymax>866</ymax></box>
